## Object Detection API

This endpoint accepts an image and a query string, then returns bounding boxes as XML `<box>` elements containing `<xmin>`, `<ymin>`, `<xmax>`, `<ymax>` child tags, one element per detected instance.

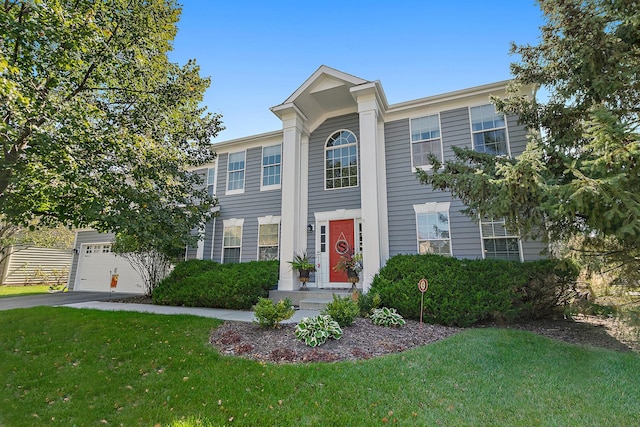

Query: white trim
<box><xmin>413</xmin><ymin>201</ymin><xmax>451</xmax><ymax>214</ymax></box>
<box><xmin>225</xmin><ymin>150</ymin><xmax>246</xmax><ymax>195</ymax></box>
<box><xmin>314</xmin><ymin>208</ymin><xmax>362</xmax><ymax>222</ymax></box>
<box><xmin>468</xmin><ymin>104</ymin><xmax>512</xmax><ymax>157</ymax></box>
<box><xmin>324</xmin><ymin>129</ymin><xmax>359</xmax><ymax>191</ymax></box>
<box><xmin>223</xmin><ymin>218</ymin><xmax>244</xmax><ymax>227</ymax></box>
<box><xmin>257</xmin><ymin>215</ymin><xmax>282</xmax><ymax>225</ymax></box>
<box><xmin>260</xmin><ymin>143</ymin><xmax>282</xmax><ymax>191</ymax></box>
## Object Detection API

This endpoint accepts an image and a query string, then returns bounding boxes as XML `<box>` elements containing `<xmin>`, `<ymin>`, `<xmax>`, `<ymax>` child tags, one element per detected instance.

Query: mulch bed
<box><xmin>210</xmin><ymin>314</ymin><xmax>638</xmax><ymax>364</ymax></box>
<box><xmin>112</xmin><ymin>296</ymin><xmax>638</xmax><ymax>363</ymax></box>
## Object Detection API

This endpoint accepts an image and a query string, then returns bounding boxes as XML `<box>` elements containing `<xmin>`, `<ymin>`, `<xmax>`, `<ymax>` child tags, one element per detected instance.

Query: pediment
<box><xmin>271</xmin><ymin>66</ymin><xmax>369</xmax><ymax>130</ymax></box>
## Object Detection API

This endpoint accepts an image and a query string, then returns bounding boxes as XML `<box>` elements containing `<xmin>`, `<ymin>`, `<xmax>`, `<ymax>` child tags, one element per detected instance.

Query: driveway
<box><xmin>0</xmin><ymin>292</ymin><xmax>139</xmax><ymax>311</ymax></box>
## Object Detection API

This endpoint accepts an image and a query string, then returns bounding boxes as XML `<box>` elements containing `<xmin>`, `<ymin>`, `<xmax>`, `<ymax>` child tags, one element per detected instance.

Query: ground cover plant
<box><xmin>1</xmin><ymin>307</ymin><xmax>639</xmax><ymax>426</ymax></box>
<box><xmin>152</xmin><ymin>260</ymin><xmax>279</xmax><ymax>309</ymax></box>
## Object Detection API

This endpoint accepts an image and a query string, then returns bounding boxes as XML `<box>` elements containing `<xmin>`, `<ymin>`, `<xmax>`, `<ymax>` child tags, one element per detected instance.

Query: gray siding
<box><xmin>507</xmin><ymin>114</ymin><xmax>528</xmax><ymax>156</ymax></box>
<box><xmin>384</xmin><ymin>106</ymin><xmax>545</xmax><ymax>260</ymax></box>
<box><xmin>384</xmin><ymin>117</ymin><xmax>481</xmax><ymax>257</ymax></box>
<box><xmin>68</xmin><ymin>230</ymin><xmax>115</xmax><ymax>290</ymax></box>
<box><xmin>306</xmin><ymin>114</ymin><xmax>361</xmax><ymax>254</ymax></box>
<box><xmin>212</xmin><ymin>147</ymin><xmax>282</xmax><ymax>262</ymax></box>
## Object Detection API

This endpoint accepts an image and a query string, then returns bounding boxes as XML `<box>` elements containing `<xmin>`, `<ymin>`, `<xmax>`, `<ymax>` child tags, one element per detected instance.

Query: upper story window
<box><xmin>480</xmin><ymin>217</ymin><xmax>521</xmax><ymax>261</ymax></box>
<box><xmin>325</xmin><ymin>130</ymin><xmax>358</xmax><ymax>190</ymax></box>
<box><xmin>261</xmin><ymin>144</ymin><xmax>281</xmax><ymax>190</ymax></box>
<box><xmin>410</xmin><ymin>114</ymin><xmax>442</xmax><ymax>169</ymax></box>
<box><xmin>207</xmin><ymin>166</ymin><xmax>216</xmax><ymax>195</ymax></box>
<box><xmin>470</xmin><ymin>104</ymin><xmax>509</xmax><ymax>156</ymax></box>
<box><xmin>226</xmin><ymin>151</ymin><xmax>245</xmax><ymax>194</ymax></box>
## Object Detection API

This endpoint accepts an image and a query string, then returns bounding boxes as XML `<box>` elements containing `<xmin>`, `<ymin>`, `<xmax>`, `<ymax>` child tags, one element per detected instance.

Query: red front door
<box><xmin>329</xmin><ymin>219</ymin><xmax>355</xmax><ymax>283</ymax></box>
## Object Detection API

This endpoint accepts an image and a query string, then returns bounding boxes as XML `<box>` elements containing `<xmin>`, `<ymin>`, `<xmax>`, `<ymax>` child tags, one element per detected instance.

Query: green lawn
<box><xmin>0</xmin><ymin>285</ymin><xmax>52</xmax><ymax>298</ymax></box>
<box><xmin>1</xmin><ymin>307</ymin><xmax>639</xmax><ymax>426</ymax></box>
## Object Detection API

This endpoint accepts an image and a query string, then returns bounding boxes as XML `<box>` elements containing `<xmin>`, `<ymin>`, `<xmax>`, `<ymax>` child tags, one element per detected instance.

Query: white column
<box><xmin>275</xmin><ymin>105</ymin><xmax>309</xmax><ymax>290</ymax></box>
<box><xmin>352</xmin><ymin>85</ymin><xmax>389</xmax><ymax>292</ymax></box>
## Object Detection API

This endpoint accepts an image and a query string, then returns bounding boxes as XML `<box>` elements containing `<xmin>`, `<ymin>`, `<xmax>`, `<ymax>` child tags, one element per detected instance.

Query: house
<box><xmin>68</xmin><ymin>66</ymin><xmax>546</xmax><ymax>294</ymax></box>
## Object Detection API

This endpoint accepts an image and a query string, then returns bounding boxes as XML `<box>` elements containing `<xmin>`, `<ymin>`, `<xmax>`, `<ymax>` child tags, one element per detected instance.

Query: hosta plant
<box><xmin>371</xmin><ymin>307</ymin><xmax>406</xmax><ymax>327</ymax></box>
<box><xmin>295</xmin><ymin>315</ymin><xmax>343</xmax><ymax>347</ymax></box>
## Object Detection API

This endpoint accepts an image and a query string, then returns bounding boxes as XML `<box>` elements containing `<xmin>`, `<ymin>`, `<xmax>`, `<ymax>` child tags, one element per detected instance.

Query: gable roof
<box><xmin>270</xmin><ymin>65</ymin><xmax>388</xmax><ymax>132</ymax></box>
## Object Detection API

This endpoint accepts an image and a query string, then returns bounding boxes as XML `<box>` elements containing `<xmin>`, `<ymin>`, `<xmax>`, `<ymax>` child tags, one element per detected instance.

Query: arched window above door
<box><xmin>325</xmin><ymin>130</ymin><xmax>358</xmax><ymax>190</ymax></box>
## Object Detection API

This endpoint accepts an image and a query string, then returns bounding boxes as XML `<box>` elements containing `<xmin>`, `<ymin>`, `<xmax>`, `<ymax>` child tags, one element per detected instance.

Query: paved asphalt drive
<box><xmin>0</xmin><ymin>291</ymin><xmax>139</xmax><ymax>311</ymax></box>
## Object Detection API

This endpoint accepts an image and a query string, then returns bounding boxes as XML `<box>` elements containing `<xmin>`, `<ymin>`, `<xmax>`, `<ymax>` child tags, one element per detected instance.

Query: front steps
<box><xmin>269</xmin><ymin>289</ymin><xmax>355</xmax><ymax>310</ymax></box>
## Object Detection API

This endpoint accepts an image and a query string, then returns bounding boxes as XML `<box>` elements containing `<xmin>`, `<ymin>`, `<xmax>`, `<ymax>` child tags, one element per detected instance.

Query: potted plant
<box><xmin>333</xmin><ymin>250</ymin><xmax>363</xmax><ymax>290</ymax></box>
<box><xmin>288</xmin><ymin>251</ymin><xmax>316</xmax><ymax>290</ymax></box>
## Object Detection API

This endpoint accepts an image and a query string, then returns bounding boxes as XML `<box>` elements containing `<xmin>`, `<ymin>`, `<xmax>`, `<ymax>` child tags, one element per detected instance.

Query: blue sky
<box><xmin>169</xmin><ymin>1</ymin><xmax>545</xmax><ymax>142</ymax></box>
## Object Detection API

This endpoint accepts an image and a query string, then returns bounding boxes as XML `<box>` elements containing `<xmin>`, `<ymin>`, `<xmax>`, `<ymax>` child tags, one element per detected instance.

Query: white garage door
<box><xmin>74</xmin><ymin>243</ymin><xmax>145</xmax><ymax>294</ymax></box>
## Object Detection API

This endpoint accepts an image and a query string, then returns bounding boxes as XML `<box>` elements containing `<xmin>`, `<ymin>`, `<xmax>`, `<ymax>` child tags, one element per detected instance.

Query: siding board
<box><xmin>212</xmin><ymin>147</ymin><xmax>282</xmax><ymax>262</ymax></box>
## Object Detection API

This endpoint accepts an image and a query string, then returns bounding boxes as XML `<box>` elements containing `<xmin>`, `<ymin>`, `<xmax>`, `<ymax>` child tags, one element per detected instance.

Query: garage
<box><xmin>73</xmin><ymin>242</ymin><xmax>145</xmax><ymax>294</ymax></box>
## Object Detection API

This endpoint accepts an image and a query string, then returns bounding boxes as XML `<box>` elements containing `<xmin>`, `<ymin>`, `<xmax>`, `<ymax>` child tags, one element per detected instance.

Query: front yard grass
<box><xmin>0</xmin><ymin>285</ymin><xmax>52</xmax><ymax>298</ymax></box>
<box><xmin>1</xmin><ymin>307</ymin><xmax>639</xmax><ymax>426</ymax></box>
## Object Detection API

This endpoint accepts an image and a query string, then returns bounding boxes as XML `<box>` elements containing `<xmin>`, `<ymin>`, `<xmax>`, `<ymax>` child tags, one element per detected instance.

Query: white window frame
<box><xmin>257</xmin><ymin>215</ymin><xmax>281</xmax><ymax>260</ymax></box>
<box><xmin>479</xmin><ymin>217</ymin><xmax>523</xmax><ymax>261</ymax></box>
<box><xmin>226</xmin><ymin>151</ymin><xmax>246</xmax><ymax>195</ymax></box>
<box><xmin>413</xmin><ymin>202</ymin><xmax>452</xmax><ymax>256</ymax></box>
<box><xmin>324</xmin><ymin>129</ymin><xmax>359</xmax><ymax>190</ymax></box>
<box><xmin>410</xmin><ymin>113</ymin><xmax>443</xmax><ymax>171</ymax></box>
<box><xmin>222</xmin><ymin>218</ymin><xmax>244</xmax><ymax>264</ymax></box>
<box><xmin>207</xmin><ymin>159</ymin><xmax>217</xmax><ymax>195</ymax></box>
<box><xmin>469</xmin><ymin>104</ymin><xmax>511</xmax><ymax>157</ymax></box>
<box><xmin>260</xmin><ymin>144</ymin><xmax>282</xmax><ymax>191</ymax></box>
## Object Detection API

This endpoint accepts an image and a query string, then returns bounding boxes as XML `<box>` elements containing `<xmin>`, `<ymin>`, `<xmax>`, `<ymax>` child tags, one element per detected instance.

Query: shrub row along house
<box><xmin>68</xmin><ymin>66</ymin><xmax>546</xmax><ymax>294</ymax></box>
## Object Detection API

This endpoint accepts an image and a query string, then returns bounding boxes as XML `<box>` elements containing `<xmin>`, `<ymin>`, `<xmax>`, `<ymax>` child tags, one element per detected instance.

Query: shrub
<box><xmin>356</xmin><ymin>290</ymin><xmax>382</xmax><ymax>317</ymax></box>
<box><xmin>254</xmin><ymin>297</ymin><xmax>295</xmax><ymax>328</ymax></box>
<box><xmin>295</xmin><ymin>315</ymin><xmax>343</xmax><ymax>347</ymax></box>
<box><xmin>321</xmin><ymin>294</ymin><xmax>359</xmax><ymax>327</ymax></box>
<box><xmin>369</xmin><ymin>254</ymin><xmax>579</xmax><ymax>327</ymax></box>
<box><xmin>370</xmin><ymin>307</ymin><xmax>406</xmax><ymax>327</ymax></box>
<box><xmin>153</xmin><ymin>260</ymin><xmax>279</xmax><ymax>310</ymax></box>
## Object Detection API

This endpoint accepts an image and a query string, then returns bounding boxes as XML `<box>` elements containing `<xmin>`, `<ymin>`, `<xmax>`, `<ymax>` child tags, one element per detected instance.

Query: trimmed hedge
<box><xmin>369</xmin><ymin>254</ymin><xmax>578</xmax><ymax>327</ymax></box>
<box><xmin>152</xmin><ymin>260</ymin><xmax>279</xmax><ymax>310</ymax></box>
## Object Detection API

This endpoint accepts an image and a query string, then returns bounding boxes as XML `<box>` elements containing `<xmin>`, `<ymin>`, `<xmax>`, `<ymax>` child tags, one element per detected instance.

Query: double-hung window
<box><xmin>410</xmin><ymin>114</ymin><xmax>442</xmax><ymax>169</ymax></box>
<box><xmin>413</xmin><ymin>202</ymin><xmax>451</xmax><ymax>255</ymax></box>
<box><xmin>261</xmin><ymin>144</ymin><xmax>281</xmax><ymax>190</ymax></box>
<box><xmin>257</xmin><ymin>216</ymin><xmax>281</xmax><ymax>261</ymax></box>
<box><xmin>222</xmin><ymin>219</ymin><xmax>243</xmax><ymax>263</ymax></box>
<box><xmin>325</xmin><ymin>130</ymin><xmax>358</xmax><ymax>189</ymax></box>
<box><xmin>207</xmin><ymin>166</ymin><xmax>216</xmax><ymax>195</ymax></box>
<box><xmin>470</xmin><ymin>104</ymin><xmax>509</xmax><ymax>156</ymax></box>
<box><xmin>226</xmin><ymin>151</ymin><xmax>245</xmax><ymax>194</ymax></box>
<box><xmin>480</xmin><ymin>217</ymin><xmax>521</xmax><ymax>261</ymax></box>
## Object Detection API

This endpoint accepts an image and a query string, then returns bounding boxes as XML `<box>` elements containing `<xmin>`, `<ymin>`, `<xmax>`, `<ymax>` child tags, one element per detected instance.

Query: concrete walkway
<box><xmin>62</xmin><ymin>301</ymin><xmax>320</xmax><ymax>324</ymax></box>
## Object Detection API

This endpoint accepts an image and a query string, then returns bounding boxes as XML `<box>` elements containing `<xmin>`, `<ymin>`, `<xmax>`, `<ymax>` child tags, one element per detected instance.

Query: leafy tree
<box><xmin>417</xmin><ymin>0</ymin><xmax>640</xmax><ymax>284</ymax></box>
<box><xmin>0</xmin><ymin>1</ymin><xmax>222</xmax><ymax>264</ymax></box>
